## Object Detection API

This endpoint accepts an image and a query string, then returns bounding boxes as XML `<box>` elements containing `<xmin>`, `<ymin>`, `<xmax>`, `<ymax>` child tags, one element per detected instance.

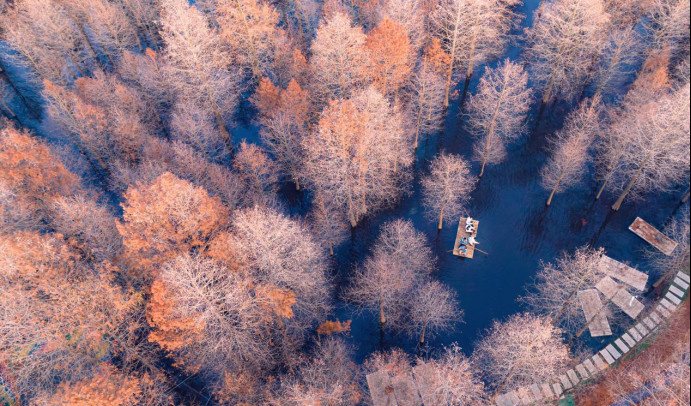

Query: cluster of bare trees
<box><xmin>1</xmin><ymin>0</ymin><xmax>690</xmax><ymax>402</ymax></box>
<box><xmin>347</xmin><ymin>220</ymin><xmax>460</xmax><ymax>344</ymax></box>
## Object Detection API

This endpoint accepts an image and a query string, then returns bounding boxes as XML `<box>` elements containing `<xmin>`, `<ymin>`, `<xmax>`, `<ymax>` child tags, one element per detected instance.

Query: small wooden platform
<box><xmin>599</xmin><ymin>255</ymin><xmax>648</xmax><ymax>291</ymax></box>
<box><xmin>596</xmin><ymin>276</ymin><xmax>645</xmax><ymax>319</ymax></box>
<box><xmin>629</xmin><ymin>217</ymin><xmax>678</xmax><ymax>256</ymax></box>
<box><xmin>453</xmin><ymin>217</ymin><xmax>479</xmax><ymax>259</ymax></box>
<box><xmin>578</xmin><ymin>289</ymin><xmax>612</xmax><ymax>337</ymax></box>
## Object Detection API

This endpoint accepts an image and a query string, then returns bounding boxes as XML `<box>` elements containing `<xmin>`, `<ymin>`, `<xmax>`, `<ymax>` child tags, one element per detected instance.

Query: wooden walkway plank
<box><xmin>541</xmin><ymin>383</ymin><xmax>554</xmax><ymax>399</ymax></box>
<box><xmin>666</xmin><ymin>291</ymin><xmax>682</xmax><ymax>305</ymax></box>
<box><xmin>621</xmin><ymin>333</ymin><xmax>636</xmax><ymax>347</ymax></box>
<box><xmin>606</xmin><ymin>344</ymin><xmax>621</xmax><ymax>360</ymax></box>
<box><xmin>668</xmin><ymin>285</ymin><xmax>685</xmax><ymax>299</ymax></box>
<box><xmin>595</xmin><ymin>276</ymin><xmax>644</xmax><ymax>319</ymax></box>
<box><xmin>599</xmin><ymin>255</ymin><xmax>648</xmax><ymax>291</ymax></box>
<box><xmin>629</xmin><ymin>217</ymin><xmax>678</xmax><ymax>256</ymax></box>
<box><xmin>452</xmin><ymin>217</ymin><xmax>479</xmax><ymax>258</ymax></box>
<box><xmin>635</xmin><ymin>322</ymin><xmax>649</xmax><ymax>336</ymax></box>
<box><xmin>599</xmin><ymin>348</ymin><xmax>616</xmax><ymax>365</ymax></box>
<box><xmin>367</xmin><ymin>371</ymin><xmax>397</xmax><ymax>406</ymax></box>
<box><xmin>583</xmin><ymin>359</ymin><xmax>597</xmax><ymax>375</ymax></box>
<box><xmin>674</xmin><ymin>276</ymin><xmax>690</xmax><ymax>290</ymax></box>
<box><xmin>566</xmin><ymin>369</ymin><xmax>580</xmax><ymax>386</ymax></box>
<box><xmin>592</xmin><ymin>353</ymin><xmax>609</xmax><ymax>370</ymax></box>
<box><xmin>628</xmin><ymin>327</ymin><xmax>642</xmax><ymax>341</ymax></box>
<box><xmin>677</xmin><ymin>271</ymin><xmax>690</xmax><ymax>284</ymax></box>
<box><xmin>614</xmin><ymin>338</ymin><xmax>629</xmax><ymax>353</ymax></box>
<box><xmin>578</xmin><ymin>289</ymin><xmax>612</xmax><ymax>337</ymax></box>
<box><xmin>529</xmin><ymin>383</ymin><xmax>543</xmax><ymax>400</ymax></box>
<box><xmin>576</xmin><ymin>364</ymin><xmax>589</xmax><ymax>380</ymax></box>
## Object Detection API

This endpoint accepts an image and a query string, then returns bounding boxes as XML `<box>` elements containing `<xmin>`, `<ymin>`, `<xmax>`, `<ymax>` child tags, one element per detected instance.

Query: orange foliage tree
<box><xmin>365</xmin><ymin>18</ymin><xmax>413</xmax><ymax>100</ymax></box>
<box><xmin>117</xmin><ymin>172</ymin><xmax>229</xmax><ymax>274</ymax></box>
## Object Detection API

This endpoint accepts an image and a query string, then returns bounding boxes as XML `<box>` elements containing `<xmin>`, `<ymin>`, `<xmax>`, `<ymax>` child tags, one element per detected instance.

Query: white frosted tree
<box><xmin>422</xmin><ymin>152</ymin><xmax>476</xmax><ymax>230</ymax></box>
<box><xmin>347</xmin><ymin>219</ymin><xmax>434</xmax><ymax>328</ymax></box>
<box><xmin>408</xmin><ymin>280</ymin><xmax>460</xmax><ymax>344</ymax></box>
<box><xmin>302</xmin><ymin>87</ymin><xmax>412</xmax><ymax>227</ymax></box>
<box><xmin>472</xmin><ymin>313</ymin><xmax>572</xmax><ymax>396</ymax></box>
<box><xmin>541</xmin><ymin>97</ymin><xmax>601</xmax><ymax>206</ymax></box>
<box><xmin>309</xmin><ymin>12</ymin><xmax>369</xmax><ymax>104</ymax></box>
<box><xmin>466</xmin><ymin>60</ymin><xmax>532</xmax><ymax>177</ymax></box>
<box><xmin>525</xmin><ymin>0</ymin><xmax>610</xmax><ymax>105</ymax></box>
<box><xmin>609</xmin><ymin>83</ymin><xmax>690</xmax><ymax>211</ymax></box>
<box><xmin>406</xmin><ymin>59</ymin><xmax>447</xmax><ymax>149</ymax></box>
<box><xmin>430</xmin><ymin>0</ymin><xmax>520</xmax><ymax>107</ymax></box>
<box><xmin>414</xmin><ymin>345</ymin><xmax>487</xmax><ymax>405</ymax></box>
<box><xmin>520</xmin><ymin>246</ymin><xmax>613</xmax><ymax>336</ymax></box>
<box><xmin>160</xmin><ymin>0</ymin><xmax>241</xmax><ymax>154</ymax></box>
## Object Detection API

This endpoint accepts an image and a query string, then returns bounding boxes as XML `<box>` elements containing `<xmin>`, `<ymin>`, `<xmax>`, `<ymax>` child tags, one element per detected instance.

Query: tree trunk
<box><xmin>595</xmin><ymin>177</ymin><xmax>610</xmax><ymax>200</ymax></box>
<box><xmin>681</xmin><ymin>190</ymin><xmax>689</xmax><ymax>203</ymax></box>
<box><xmin>438</xmin><ymin>206</ymin><xmax>445</xmax><ymax>230</ymax></box>
<box><xmin>442</xmin><ymin>7</ymin><xmax>462</xmax><ymax>109</ymax></box>
<box><xmin>420</xmin><ymin>322</ymin><xmax>428</xmax><ymax>344</ymax></box>
<box><xmin>460</xmin><ymin>72</ymin><xmax>472</xmax><ymax>106</ymax></box>
<box><xmin>414</xmin><ymin>82</ymin><xmax>425</xmax><ymax>150</ymax></box>
<box><xmin>546</xmin><ymin>171</ymin><xmax>565</xmax><ymax>206</ymax></box>
<box><xmin>612</xmin><ymin>156</ymin><xmax>650</xmax><ymax>211</ymax></box>
<box><xmin>294</xmin><ymin>176</ymin><xmax>300</xmax><ymax>191</ymax></box>
<box><xmin>379</xmin><ymin>299</ymin><xmax>386</xmax><ymax>325</ymax></box>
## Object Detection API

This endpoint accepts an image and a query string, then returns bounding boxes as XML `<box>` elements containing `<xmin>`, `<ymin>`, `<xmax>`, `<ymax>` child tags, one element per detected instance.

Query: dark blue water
<box><xmin>310</xmin><ymin>0</ymin><xmax>689</xmax><ymax>363</ymax></box>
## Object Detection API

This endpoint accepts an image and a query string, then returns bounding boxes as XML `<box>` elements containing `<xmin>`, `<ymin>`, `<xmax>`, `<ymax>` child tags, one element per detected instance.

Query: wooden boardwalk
<box><xmin>452</xmin><ymin>217</ymin><xmax>479</xmax><ymax>258</ymax></box>
<box><xmin>599</xmin><ymin>255</ymin><xmax>648</xmax><ymax>291</ymax></box>
<box><xmin>493</xmin><ymin>271</ymin><xmax>690</xmax><ymax>406</ymax></box>
<box><xmin>629</xmin><ymin>217</ymin><xmax>678</xmax><ymax>256</ymax></box>
<box><xmin>596</xmin><ymin>276</ymin><xmax>645</xmax><ymax>319</ymax></box>
<box><xmin>578</xmin><ymin>289</ymin><xmax>612</xmax><ymax>337</ymax></box>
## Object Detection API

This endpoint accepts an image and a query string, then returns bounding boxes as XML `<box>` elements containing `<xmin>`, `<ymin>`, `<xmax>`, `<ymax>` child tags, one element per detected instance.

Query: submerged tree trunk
<box><xmin>612</xmin><ymin>155</ymin><xmax>651</xmax><ymax>211</ymax></box>
<box><xmin>547</xmin><ymin>171</ymin><xmax>565</xmax><ymax>206</ymax></box>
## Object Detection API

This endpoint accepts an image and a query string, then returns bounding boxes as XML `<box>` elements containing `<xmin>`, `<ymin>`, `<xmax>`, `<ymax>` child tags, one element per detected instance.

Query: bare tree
<box><xmin>589</xmin><ymin>28</ymin><xmax>642</xmax><ymax>102</ymax></box>
<box><xmin>232</xmin><ymin>141</ymin><xmax>280</xmax><ymax>208</ymax></box>
<box><xmin>147</xmin><ymin>254</ymin><xmax>275</xmax><ymax>376</ymax></box>
<box><xmin>347</xmin><ymin>219</ymin><xmax>434</xmax><ymax>329</ymax></box>
<box><xmin>430</xmin><ymin>0</ymin><xmax>520</xmax><ymax>108</ymax></box>
<box><xmin>472</xmin><ymin>313</ymin><xmax>572</xmax><ymax>395</ymax></box>
<box><xmin>593</xmin><ymin>54</ymin><xmax>672</xmax><ymax>200</ymax></box>
<box><xmin>302</xmin><ymin>87</ymin><xmax>412</xmax><ymax>227</ymax></box>
<box><xmin>226</xmin><ymin>206</ymin><xmax>332</xmax><ymax>335</ymax></box>
<box><xmin>74</xmin><ymin>0</ymin><xmax>140</xmax><ymax>67</ymax></box>
<box><xmin>609</xmin><ymin>83</ymin><xmax>690</xmax><ymax>211</ymax></box>
<box><xmin>466</xmin><ymin>59</ymin><xmax>532</xmax><ymax>177</ymax></box>
<box><xmin>408</xmin><ymin>280</ymin><xmax>460</xmax><ymax>344</ymax></box>
<box><xmin>160</xmin><ymin>0</ymin><xmax>240</xmax><ymax>154</ymax></box>
<box><xmin>645</xmin><ymin>206</ymin><xmax>690</xmax><ymax>282</ymax></box>
<box><xmin>375</xmin><ymin>0</ymin><xmax>426</xmax><ymax>56</ymax></box>
<box><xmin>644</xmin><ymin>0</ymin><xmax>690</xmax><ymax>57</ymax></box>
<box><xmin>520</xmin><ymin>246</ymin><xmax>611</xmax><ymax>336</ymax></box>
<box><xmin>252</xmin><ymin>78</ymin><xmax>311</xmax><ymax>190</ymax></box>
<box><xmin>269</xmin><ymin>338</ymin><xmax>363</xmax><ymax>406</ymax></box>
<box><xmin>308</xmin><ymin>192</ymin><xmax>350</xmax><ymax>256</ymax></box>
<box><xmin>217</xmin><ymin>0</ymin><xmax>283</xmax><ymax>80</ymax></box>
<box><xmin>414</xmin><ymin>344</ymin><xmax>487</xmax><ymax>405</ymax></box>
<box><xmin>0</xmin><ymin>0</ymin><xmax>95</xmax><ymax>82</ymax></box>
<box><xmin>309</xmin><ymin>12</ymin><xmax>369</xmax><ymax>104</ymax></box>
<box><xmin>422</xmin><ymin>152</ymin><xmax>476</xmax><ymax>230</ymax></box>
<box><xmin>541</xmin><ymin>97</ymin><xmax>601</xmax><ymax>206</ymax></box>
<box><xmin>525</xmin><ymin>0</ymin><xmax>610</xmax><ymax>105</ymax></box>
<box><xmin>406</xmin><ymin>59</ymin><xmax>447</xmax><ymax>149</ymax></box>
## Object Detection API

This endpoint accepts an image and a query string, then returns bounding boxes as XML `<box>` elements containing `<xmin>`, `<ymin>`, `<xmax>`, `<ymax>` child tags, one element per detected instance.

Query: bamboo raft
<box><xmin>629</xmin><ymin>217</ymin><xmax>678</xmax><ymax>256</ymax></box>
<box><xmin>453</xmin><ymin>217</ymin><xmax>479</xmax><ymax>259</ymax></box>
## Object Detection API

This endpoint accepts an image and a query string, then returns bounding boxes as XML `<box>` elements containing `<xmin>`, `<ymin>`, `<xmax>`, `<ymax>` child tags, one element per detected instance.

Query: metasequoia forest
<box><xmin>0</xmin><ymin>0</ymin><xmax>689</xmax><ymax>404</ymax></box>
